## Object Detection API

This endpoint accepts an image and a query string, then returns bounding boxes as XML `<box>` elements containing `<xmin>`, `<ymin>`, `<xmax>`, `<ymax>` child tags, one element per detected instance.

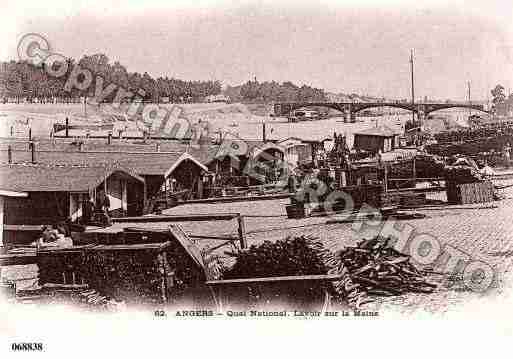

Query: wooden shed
<box><xmin>0</xmin><ymin>147</ymin><xmax>210</xmax><ymax>204</ymax></box>
<box><xmin>0</xmin><ymin>164</ymin><xmax>145</xmax><ymax>247</ymax></box>
<box><xmin>353</xmin><ymin>125</ymin><xmax>400</xmax><ymax>154</ymax></box>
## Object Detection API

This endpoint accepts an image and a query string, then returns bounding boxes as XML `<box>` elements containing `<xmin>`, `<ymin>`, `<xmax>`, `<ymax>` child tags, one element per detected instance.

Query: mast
<box><xmin>410</xmin><ymin>49</ymin><xmax>415</xmax><ymax>126</ymax></box>
<box><xmin>467</xmin><ymin>81</ymin><xmax>471</xmax><ymax>118</ymax></box>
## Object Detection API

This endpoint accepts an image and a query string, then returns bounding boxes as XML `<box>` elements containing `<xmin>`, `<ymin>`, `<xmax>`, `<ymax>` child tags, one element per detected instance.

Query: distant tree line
<box><xmin>0</xmin><ymin>54</ymin><xmax>328</xmax><ymax>104</ymax></box>
<box><xmin>225</xmin><ymin>80</ymin><xmax>327</xmax><ymax>103</ymax></box>
<box><xmin>0</xmin><ymin>54</ymin><xmax>222</xmax><ymax>103</ymax></box>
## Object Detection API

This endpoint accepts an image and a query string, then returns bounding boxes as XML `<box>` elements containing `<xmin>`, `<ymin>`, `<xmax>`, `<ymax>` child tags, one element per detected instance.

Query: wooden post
<box><xmin>143</xmin><ymin>181</ymin><xmax>148</xmax><ymax>207</ymax></box>
<box><xmin>412</xmin><ymin>156</ymin><xmax>416</xmax><ymax>187</ymax></box>
<box><xmin>30</xmin><ymin>142</ymin><xmax>35</xmax><ymax>164</ymax></box>
<box><xmin>237</xmin><ymin>215</ymin><xmax>247</xmax><ymax>249</ymax></box>
<box><xmin>384</xmin><ymin>163</ymin><xmax>388</xmax><ymax>192</ymax></box>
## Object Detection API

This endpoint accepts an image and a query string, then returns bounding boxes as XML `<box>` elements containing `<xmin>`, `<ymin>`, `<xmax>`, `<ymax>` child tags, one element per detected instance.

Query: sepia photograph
<box><xmin>0</xmin><ymin>0</ymin><xmax>512</xmax><ymax>356</ymax></box>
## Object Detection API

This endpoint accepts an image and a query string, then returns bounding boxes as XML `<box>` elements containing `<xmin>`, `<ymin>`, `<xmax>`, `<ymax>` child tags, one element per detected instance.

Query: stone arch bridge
<box><xmin>273</xmin><ymin>102</ymin><xmax>488</xmax><ymax>123</ymax></box>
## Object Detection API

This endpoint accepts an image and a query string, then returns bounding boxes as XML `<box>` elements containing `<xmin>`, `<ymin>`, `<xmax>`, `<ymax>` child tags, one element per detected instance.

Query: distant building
<box><xmin>292</xmin><ymin>108</ymin><xmax>320</xmax><ymax>120</ymax></box>
<box><xmin>353</xmin><ymin>125</ymin><xmax>401</xmax><ymax>153</ymax></box>
<box><xmin>201</xmin><ymin>139</ymin><xmax>286</xmax><ymax>185</ymax></box>
<box><xmin>205</xmin><ymin>94</ymin><xmax>230</xmax><ymax>103</ymax></box>
<box><xmin>277</xmin><ymin>137</ymin><xmax>315</xmax><ymax>166</ymax></box>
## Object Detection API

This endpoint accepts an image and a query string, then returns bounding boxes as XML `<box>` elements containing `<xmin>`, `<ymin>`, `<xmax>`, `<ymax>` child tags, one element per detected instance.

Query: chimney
<box><xmin>107</xmin><ymin>132</ymin><xmax>112</xmax><ymax>145</ymax></box>
<box><xmin>65</xmin><ymin>117</ymin><xmax>69</xmax><ymax>137</ymax></box>
<box><xmin>7</xmin><ymin>145</ymin><xmax>12</xmax><ymax>164</ymax></box>
<box><xmin>262</xmin><ymin>122</ymin><xmax>266</xmax><ymax>142</ymax></box>
<box><xmin>29</xmin><ymin>142</ymin><xmax>35</xmax><ymax>163</ymax></box>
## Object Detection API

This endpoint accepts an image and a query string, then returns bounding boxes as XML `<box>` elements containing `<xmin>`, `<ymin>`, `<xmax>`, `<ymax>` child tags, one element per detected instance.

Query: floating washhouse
<box><xmin>0</xmin><ymin>163</ymin><xmax>145</xmax><ymax>247</ymax></box>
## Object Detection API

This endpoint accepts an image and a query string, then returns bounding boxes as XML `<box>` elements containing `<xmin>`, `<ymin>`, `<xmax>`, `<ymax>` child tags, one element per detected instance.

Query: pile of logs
<box><xmin>334</xmin><ymin>236</ymin><xmax>437</xmax><ymax>297</ymax></box>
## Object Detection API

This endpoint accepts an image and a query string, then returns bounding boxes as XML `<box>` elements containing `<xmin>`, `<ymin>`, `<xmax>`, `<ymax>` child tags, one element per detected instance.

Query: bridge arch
<box><xmin>423</xmin><ymin>104</ymin><xmax>489</xmax><ymax>115</ymax></box>
<box><xmin>351</xmin><ymin>103</ymin><xmax>416</xmax><ymax>114</ymax></box>
<box><xmin>273</xmin><ymin>102</ymin><xmax>488</xmax><ymax>118</ymax></box>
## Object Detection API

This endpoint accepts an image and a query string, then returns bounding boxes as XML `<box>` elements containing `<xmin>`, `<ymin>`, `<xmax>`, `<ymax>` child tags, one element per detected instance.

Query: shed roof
<box><xmin>0</xmin><ymin>138</ymin><xmax>190</xmax><ymax>153</ymax></box>
<box><xmin>0</xmin><ymin>149</ymin><xmax>208</xmax><ymax>177</ymax></box>
<box><xmin>0</xmin><ymin>164</ymin><xmax>144</xmax><ymax>193</ymax></box>
<box><xmin>354</xmin><ymin>125</ymin><xmax>399</xmax><ymax>137</ymax></box>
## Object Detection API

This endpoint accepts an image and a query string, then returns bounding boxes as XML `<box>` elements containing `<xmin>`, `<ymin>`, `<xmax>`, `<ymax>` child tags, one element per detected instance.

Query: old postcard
<box><xmin>1</xmin><ymin>0</ymin><xmax>512</xmax><ymax>357</ymax></box>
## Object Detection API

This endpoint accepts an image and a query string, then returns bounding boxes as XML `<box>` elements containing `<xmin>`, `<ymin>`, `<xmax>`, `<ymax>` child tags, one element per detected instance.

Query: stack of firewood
<box><xmin>333</xmin><ymin>237</ymin><xmax>437</xmax><ymax>297</ymax></box>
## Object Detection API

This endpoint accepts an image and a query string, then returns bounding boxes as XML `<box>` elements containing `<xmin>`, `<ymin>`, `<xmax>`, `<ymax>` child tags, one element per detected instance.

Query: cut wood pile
<box><xmin>333</xmin><ymin>236</ymin><xmax>437</xmax><ymax>297</ymax></box>
<box><xmin>221</xmin><ymin>236</ymin><xmax>341</xmax><ymax>308</ymax></box>
<box><xmin>82</xmin><ymin>247</ymin><xmax>172</xmax><ymax>304</ymax></box>
<box><xmin>388</xmin><ymin>155</ymin><xmax>445</xmax><ymax>180</ymax></box>
<box><xmin>82</xmin><ymin>241</ymin><xmax>204</xmax><ymax>304</ymax></box>
<box><xmin>220</xmin><ymin>235</ymin><xmax>438</xmax><ymax>308</ymax></box>
<box><xmin>381</xmin><ymin>191</ymin><xmax>427</xmax><ymax>207</ymax></box>
<box><xmin>223</xmin><ymin>236</ymin><xmax>329</xmax><ymax>279</ymax></box>
<box><xmin>444</xmin><ymin>164</ymin><xmax>496</xmax><ymax>204</ymax></box>
<box><xmin>444</xmin><ymin>165</ymin><xmax>482</xmax><ymax>185</ymax></box>
<box><xmin>37</xmin><ymin>248</ymin><xmax>87</xmax><ymax>285</ymax></box>
<box><xmin>36</xmin><ymin>234</ymin><xmax>206</xmax><ymax>305</ymax></box>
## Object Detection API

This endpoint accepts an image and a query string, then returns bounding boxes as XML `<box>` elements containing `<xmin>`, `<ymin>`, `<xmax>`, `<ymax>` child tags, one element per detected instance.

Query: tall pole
<box><xmin>410</xmin><ymin>49</ymin><xmax>415</xmax><ymax>126</ymax></box>
<box><xmin>467</xmin><ymin>81</ymin><xmax>472</xmax><ymax>118</ymax></box>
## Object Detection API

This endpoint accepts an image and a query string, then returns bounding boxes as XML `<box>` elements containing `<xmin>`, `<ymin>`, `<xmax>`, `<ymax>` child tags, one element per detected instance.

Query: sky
<box><xmin>1</xmin><ymin>0</ymin><xmax>512</xmax><ymax>101</ymax></box>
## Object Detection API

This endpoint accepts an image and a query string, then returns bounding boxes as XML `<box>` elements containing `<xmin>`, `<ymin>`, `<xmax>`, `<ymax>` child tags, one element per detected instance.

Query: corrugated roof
<box><xmin>0</xmin><ymin>164</ymin><xmax>143</xmax><ymax>192</ymax></box>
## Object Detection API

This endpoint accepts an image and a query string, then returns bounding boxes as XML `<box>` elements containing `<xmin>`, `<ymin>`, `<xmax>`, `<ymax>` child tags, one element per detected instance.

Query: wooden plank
<box><xmin>37</xmin><ymin>244</ymin><xmax>95</xmax><ymax>254</ymax></box>
<box><xmin>168</xmin><ymin>225</ymin><xmax>205</xmax><ymax>270</ymax></box>
<box><xmin>41</xmin><ymin>283</ymin><xmax>89</xmax><ymax>290</ymax></box>
<box><xmin>3</xmin><ymin>224</ymin><xmax>42</xmax><ymax>231</ymax></box>
<box><xmin>0</xmin><ymin>253</ymin><xmax>37</xmax><ymax>266</ymax></box>
<box><xmin>179</xmin><ymin>193</ymin><xmax>291</xmax><ymax>205</ymax></box>
<box><xmin>90</xmin><ymin>241</ymin><xmax>172</xmax><ymax>251</ymax></box>
<box><xmin>112</xmin><ymin>213</ymin><xmax>241</xmax><ymax>223</ymax></box>
<box><xmin>470</xmin><ymin>183</ymin><xmax>477</xmax><ymax>203</ymax></box>
<box><xmin>476</xmin><ymin>183</ymin><xmax>483</xmax><ymax>203</ymax></box>
<box><xmin>206</xmin><ymin>273</ymin><xmax>346</xmax><ymax>286</ymax></box>
<box><xmin>189</xmin><ymin>235</ymin><xmax>239</xmax><ymax>241</ymax></box>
